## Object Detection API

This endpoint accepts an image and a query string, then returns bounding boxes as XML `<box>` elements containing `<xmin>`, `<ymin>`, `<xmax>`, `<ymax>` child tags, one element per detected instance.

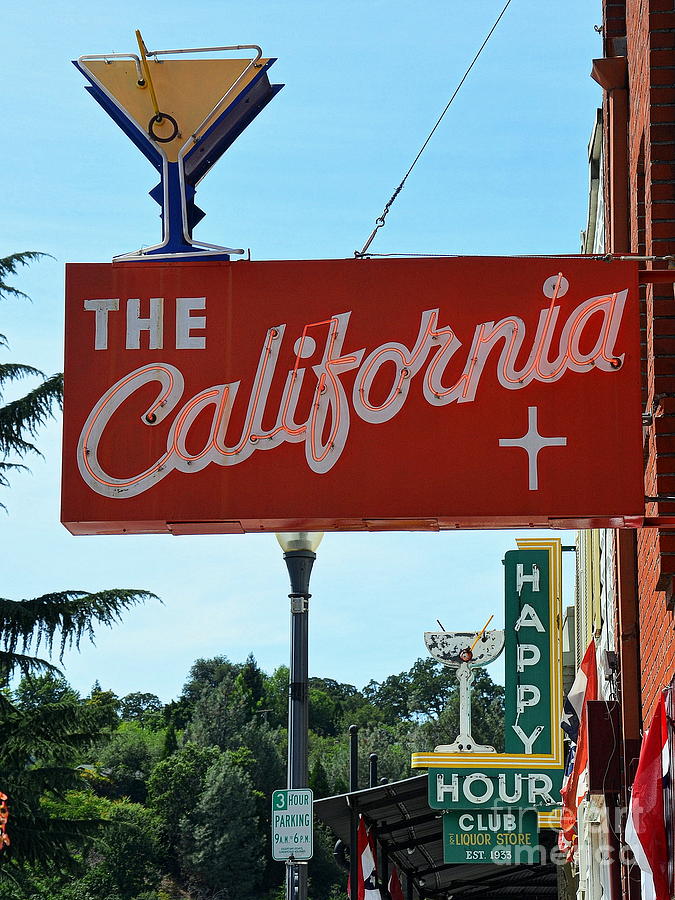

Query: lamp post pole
<box><xmin>276</xmin><ymin>532</ymin><xmax>324</xmax><ymax>900</ymax></box>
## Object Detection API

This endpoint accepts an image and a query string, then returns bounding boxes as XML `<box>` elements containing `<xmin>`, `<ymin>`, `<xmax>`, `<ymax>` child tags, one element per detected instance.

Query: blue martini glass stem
<box><xmin>161</xmin><ymin>162</ymin><xmax>193</xmax><ymax>254</ymax></box>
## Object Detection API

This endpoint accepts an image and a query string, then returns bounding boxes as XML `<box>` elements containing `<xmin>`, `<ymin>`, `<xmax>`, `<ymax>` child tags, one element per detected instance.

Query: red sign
<box><xmin>62</xmin><ymin>257</ymin><xmax>644</xmax><ymax>534</ymax></box>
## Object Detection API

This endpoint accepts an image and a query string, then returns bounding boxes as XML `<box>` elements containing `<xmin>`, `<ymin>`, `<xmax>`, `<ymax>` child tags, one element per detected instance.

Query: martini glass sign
<box><xmin>425</xmin><ymin>616</ymin><xmax>505</xmax><ymax>753</ymax></box>
<box><xmin>74</xmin><ymin>32</ymin><xmax>282</xmax><ymax>261</ymax></box>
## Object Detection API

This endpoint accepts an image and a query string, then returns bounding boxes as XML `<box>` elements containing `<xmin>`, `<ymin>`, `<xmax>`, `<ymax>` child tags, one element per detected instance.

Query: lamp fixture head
<box><xmin>275</xmin><ymin>532</ymin><xmax>325</xmax><ymax>554</ymax></box>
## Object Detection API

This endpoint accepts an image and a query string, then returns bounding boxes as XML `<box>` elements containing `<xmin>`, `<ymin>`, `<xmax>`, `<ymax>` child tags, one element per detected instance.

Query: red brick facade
<box><xmin>603</xmin><ymin>0</ymin><xmax>675</xmax><ymax>725</ymax></box>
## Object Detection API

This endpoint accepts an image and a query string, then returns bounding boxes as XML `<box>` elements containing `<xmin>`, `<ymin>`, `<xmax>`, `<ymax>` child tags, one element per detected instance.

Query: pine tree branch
<box><xmin>0</xmin><ymin>373</ymin><xmax>63</xmax><ymax>457</ymax></box>
<box><xmin>2</xmin><ymin>698</ymin><xmax>97</xmax><ymax>741</ymax></box>
<box><xmin>0</xmin><ymin>589</ymin><xmax>157</xmax><ymax>663</ymax></box>
<box><xmin>0</xmin><ymin>363</ymin><xmax>45</xmax><ymax>389</ymax></box>
<box><xmin>0</xmin><ymin>463</ymin><xmax>28</xmax><ymax>511</ymax></box>
<box><xmin>0</xmin><ymin>649</ymin><xmax>60</xmax><ymax>682</ymax></box>
<box><xmin>0</xmin><ymin>813</ymin><xmax>102</xmax><ymax>873</ymax></box>
<box><xmin>0</xmin><ymin>252</ymin><xmax>48</xmax><ymax>301</ymax></box>
<box><xmin>0</xmin><ymin>461</ymin><xmax>28</xmax><ymax>482</ymax></box>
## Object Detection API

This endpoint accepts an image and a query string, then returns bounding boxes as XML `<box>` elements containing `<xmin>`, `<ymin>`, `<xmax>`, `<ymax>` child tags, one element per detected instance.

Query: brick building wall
<box><xmin>603</xmin><ymin>0</ymin><xmax>675</xmax><ymax>725</ymax></box>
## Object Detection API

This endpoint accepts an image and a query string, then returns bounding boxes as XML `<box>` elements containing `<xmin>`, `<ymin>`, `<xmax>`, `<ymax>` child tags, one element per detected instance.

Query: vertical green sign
<box><xmin>413</xmin><ymin>540</ymin><xmax>564</xmax><ymax>835</ymax></box>
<box><xmin>504</xmin><ymin>549</ymin><xmax>552</xmax><ymax>756</ymax></box>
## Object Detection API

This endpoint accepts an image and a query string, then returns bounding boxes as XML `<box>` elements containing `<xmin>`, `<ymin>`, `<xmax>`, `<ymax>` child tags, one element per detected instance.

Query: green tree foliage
<box><xmin>357</xmin><ymin>723</ymin><xmax>419</xmax><ymax>784</ymax></box>
<box><xmin>118</xmin><ymin>691</ymin><xmax>165</xmax><ymax>734</ymax></box>
<box><xmin>231</xmin><ymin>724</ymin><xmax>285</xmax><ymax>892</ymax></box>
<box><xmin>308</xmin><ymin>688</ymin><xmax>339</xmax><ymax>736</ymax></box>
<box><xmin>152</xmin><ymin>677</ymin><xmax>285</xmax><ymax>893</ymax></box>
<box><xmin>13</xmin><ymin>672</ymin><xmax>79</xmax><ymax>709</ymax></box>
<box><xmin>1</xmin><ymin>641</ymin><xmax>506</xmax><ymax>900</ymax></box>
<box><xmin>77</xmin><ymin>801</ymin><xmax>163</xmax><ymax>899</ymax></box>
<box><xmin>0</xmin><ymin>793</ymin><xmax>163</xmax><ymax>900</ymax></box>
<box><xmin>185</xmin><ymin>655</ymin><xmax>274</xmax><ymax>752</ymax></box>
<box><xmin>186</xmin><ymin>680</ymin><xmax>250</xmax><ymax>751</ymax></box>
<box><xmin>308</xmin><ymin>759</ymin><xmax>331</xmax><ymax>800</ymax></box>
<box><xmin>0</xmin><ymin>253</ymin><xmax>155</xmax><ymax>879</ymax></box>
<box><xmin>96</xmin><ymin>722</ymin><xmax>166</xmax><ymax>803</ymax></box>
<box><xmin>0</xmin><ymin>699</ymin><xmax>102</xmax><ymax>874</ymax></box>
<box><xmin>418</xmin><ymin>668</ymin><xmax>505</xmax><ymax>752</ymax></box>
<box><xmin>0</xmin><ymin>590</ymin><xmax>153</xmax><ymax>686</ymax></box>
<box><xmin>147</xmin><ymin>742</ymin><xmax>223</xmax><ymax>865</ymax></box>
<box><xmin>0</xmin><ymin>591</ymin><xmax>154</xmax><ymax>876</ymax></box>
<box><xmin>236</xmin><ymin>653</ymin><xmax>266</xmax><ymax>716</ymax></box>
<box><xmin>262</xmin><ymin>665</ymin><xmax>290</xmax><ymax>728</ymax></box>
<box><xmin>407</xmin><ymin>658</ymin><xmax>457</xmax><ymax>719</ymax></box>
<box><xmin>161</xmin><ymin>722</ymin><xmax>178</xmax><ymax>759</ymax></box>
<box><xmin>163</xmin><ymin>696</ymin><xmax>191</xmax><ymax>731</ymax></box>
<box><xmin>309</xmin><ymin>824</ymin><xmax>346</xmax><ymax>900</ymax></box>
<box><xmin>0</xmin><ymin>252</ymin><xmax>62</xmax><ymax>499</ymax></box>
<box><xmin>47</xmin><ymin>793</ymin><xmax>163</xmax><ymax>900</ymax></box>
<box><xmin>310</xmin><ymin>722</ymin><xmax>416</xmax><ymax>794</ymax></box>
<box><xmin>180</xmin><ymin>656</ymin><xmax>240</xmax><ymax>707</ymax></box>
<box><xmin>234</xmin><ymin>723</ymin><xmax>284</xmax><ymax>803</ymax></box>
<box><xmin>363</xmin><ymin>671</ymin><xmax>412</xmax><ymax>724</ymax></box>
<box><xmin>361</xmin><ymin>658</ymin><xmax>504</xmax><ymax>740</ymax></box>
<box><xmin>120</xmin><ymin>692</ymin><xmax>163</xmax><ymax>724</ymax></box>
<box><xmin>308</xmin><ymin>677</ymin><xmax>370</xmax><ymax>731</ymax></box>
<box><xmin>180</xmin><ymin>656</ymin><xmax>256</xmax><ymax>750</ymax></box>
<box><xmin>85</xmin><ymin>683</ymin><xmax>121</xmax><ymax>731</ymax></box>
<box><xmin>179</xmin><ymin>754</ymin><xmax>264</xmax><ymax>899</ymax></box>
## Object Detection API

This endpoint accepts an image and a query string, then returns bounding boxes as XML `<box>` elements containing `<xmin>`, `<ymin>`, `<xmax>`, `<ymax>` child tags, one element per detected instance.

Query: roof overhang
<box><xmin>314</xmin><ymin>776</ymin><xmax>559</xmax><ymax>898</ymax></box>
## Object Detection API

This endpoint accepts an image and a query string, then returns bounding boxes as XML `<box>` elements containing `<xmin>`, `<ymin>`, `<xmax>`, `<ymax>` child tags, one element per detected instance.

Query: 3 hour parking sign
<box><xmin>271</xmin><ymin>789</ymin><xmax>313</xmax><ymax>861</ymax></box>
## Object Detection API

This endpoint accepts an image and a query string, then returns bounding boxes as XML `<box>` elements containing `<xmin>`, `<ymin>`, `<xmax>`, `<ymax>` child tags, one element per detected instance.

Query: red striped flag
<box><xmin>559</xmin><ymin>640</ymin><xmax>598</xmax><ymax>853</ymax></box>
<box><xmin>388</xmin><ymin>865</ymin><xmax>405</xmax><ymax>900</ymax></box>
<box><xmin>625</xmin><ymin>693</ymin><xmax>669</xmax><ymax>900</ymax></box>
<box><xmin>347</xmin><ymin>816</ymin><xmax>382</xmax><ymax>900</ymax></box>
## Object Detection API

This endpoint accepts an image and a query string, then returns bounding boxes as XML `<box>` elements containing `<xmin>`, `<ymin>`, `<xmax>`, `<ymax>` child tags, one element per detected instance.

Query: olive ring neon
<box><xmin>148</xmin><ymin>112</ymin><xmax>179</xmax><ymax>143</ymax></box>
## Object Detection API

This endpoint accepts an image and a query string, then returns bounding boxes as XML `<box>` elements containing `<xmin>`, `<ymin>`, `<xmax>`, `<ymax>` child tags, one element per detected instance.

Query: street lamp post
<box><xmin>276</xmin><ymin>531</ymin><xmax>324</xmax><ymax>900</ymax></box>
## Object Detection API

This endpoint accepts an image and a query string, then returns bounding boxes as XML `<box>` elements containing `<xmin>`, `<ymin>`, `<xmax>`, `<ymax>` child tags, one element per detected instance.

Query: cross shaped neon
<box><xmin>499</xmin><ymin>406</ymin><xmax>567</xmax><ymax>491</ymax></box>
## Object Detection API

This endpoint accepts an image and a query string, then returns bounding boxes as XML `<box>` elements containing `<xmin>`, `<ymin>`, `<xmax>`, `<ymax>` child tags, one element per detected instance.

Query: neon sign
<box><xmin>415</xmin><ymin>539</ymin><xmax>565</xmax><ymax>839</ymax></box>
<box><xmin>74</xmin><ymin>37</ymin><xmax>282</xmax><ymax>261</ymax></box>
<box><xmin>62</xmin><ymin>256</ymin><xmax>644</xmax><ymax>534</ymax></box>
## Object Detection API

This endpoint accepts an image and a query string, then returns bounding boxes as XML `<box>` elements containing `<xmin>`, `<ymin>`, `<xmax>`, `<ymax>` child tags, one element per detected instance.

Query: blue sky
<box><xmin>1</xmin><ymin>0</ymin><xmax>599</xmax><ymax>702</ymax></box>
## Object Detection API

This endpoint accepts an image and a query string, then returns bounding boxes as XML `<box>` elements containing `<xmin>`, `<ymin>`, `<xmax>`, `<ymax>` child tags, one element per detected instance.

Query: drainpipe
<box><xmin>591</xmin><ymin>53</ymin><xmax>641</xmax><ymax>900</ymax></box>
<box><xmin>616</xmin><ymin>530</ymin><xmax>642</xmax><ymax>900</ymax></box>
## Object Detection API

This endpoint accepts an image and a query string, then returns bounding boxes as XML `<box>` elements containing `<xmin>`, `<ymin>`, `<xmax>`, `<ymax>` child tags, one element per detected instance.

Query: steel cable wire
<box><xmin>355</xmin><ymin>0</ymin><xmax>514</xmax><ymax>258</ymax></box>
